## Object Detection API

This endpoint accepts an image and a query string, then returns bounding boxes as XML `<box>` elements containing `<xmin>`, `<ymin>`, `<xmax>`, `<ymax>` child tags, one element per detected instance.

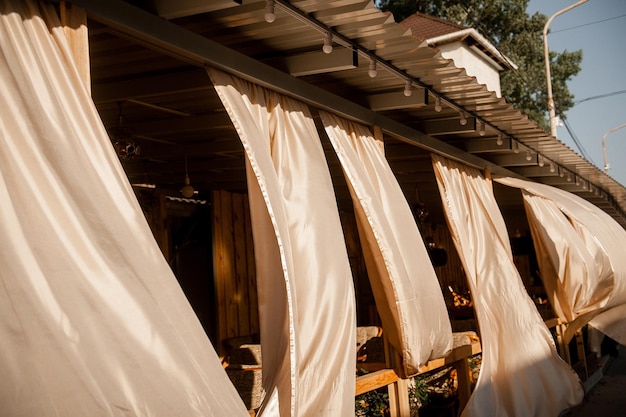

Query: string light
<box><xmin>368</xmin><ymin>58</ymin><xmax>377</xmax><ymax>78</ymax></box>
<box><xmin>266</xmin><ymin>0</ymin><xmax>612</xmax><ymax>208</ymax></box>
<box><xmin>403</xmin><ymin>79</ymin><xmax>412</xmax><ymax>97</ymax></box>
<box><xmin>270</xmin><ymin>0</ymin><xmax>532</xmax><ymax>179</ymax></box>
<box><xmin>526</xmin><ymin>150</ymin><xmax>533</xmax><ymax>161</ymax></box>
<box><xmin>181</xmin><ymin>156</ymin><xmax>195</xmax><ymax>198</ymax></box>
<box><xmin>264</xmin><ymin>0</ymin><xmax>276</xmax><ymax>23</ymax></box>
<box><xmin>322</xmin><ymin>31</ymin><xmax>333</xmax><ymax>54</ymax></box>
<box><xmin>434</xmin><ymin>96</ymin><xmax>442</xmax><ymax>112</ymax></box>
<box><xmin>459</xmin><ymin>111</ymin><xmax>467</xmax><ymax>126</ymax></box>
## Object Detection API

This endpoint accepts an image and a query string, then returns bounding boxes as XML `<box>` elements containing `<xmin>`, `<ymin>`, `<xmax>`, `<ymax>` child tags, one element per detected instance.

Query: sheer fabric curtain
<box><xmin>320</xmin><ymin>111</ymin><xmax>452</xmax><ymax>377</ymax></box>
<box><xmin>209</xmin><ymin>70</ymin><xmax>356</xmax><ymax>417</ymax></box>
<box><xmin>496</xmin><ymin>177</ymin><xmax>626</xmax><ymax>346</ymax></box>
<box><xmin>432</xmin><ymin>155</ymin><xmax>583</xmax><ymax>417</ymax></box>
<box><xmin>0</xmin><ymin>1</ymin><xmax>248</xmax><ymax>416</ymax></box>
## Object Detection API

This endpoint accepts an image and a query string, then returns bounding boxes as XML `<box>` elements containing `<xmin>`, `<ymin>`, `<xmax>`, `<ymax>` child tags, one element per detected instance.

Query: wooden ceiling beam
<box><xmin>92</xmin><ymin>68</ymin><xmax>211</xmax><ymax>103</ymax></box>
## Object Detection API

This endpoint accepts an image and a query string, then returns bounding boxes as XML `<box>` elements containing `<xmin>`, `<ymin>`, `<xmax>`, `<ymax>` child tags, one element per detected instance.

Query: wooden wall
<box><xmin>212</xmin><ymin>190</ymin><xmax>259</xmax><ymax>351</ymax></box>
<box><xmin>140</xmin><ymin>187</ymin><xmax>484</xmax><ymax>346</ymax></box>
<box><xmin>340</xmin><ymin>211</ymin><xmax>380</xmax><ymax>326</ymax></box>
<box><xmin>422</xmin><ymin>223</ymin><xmax>468</xmax><ymax>301</ymax></box>
<box><xmin>139</xmin><ymin>187</ymin><xmax>544</xmax><ymax>353</ymax></box>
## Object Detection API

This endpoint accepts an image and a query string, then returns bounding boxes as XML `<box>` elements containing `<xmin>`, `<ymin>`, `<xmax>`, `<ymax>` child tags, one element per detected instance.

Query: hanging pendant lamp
<box><xmin>181</xmin><ymin>156</ymin><xmax>195</xmax><ymax>198</ymax></box>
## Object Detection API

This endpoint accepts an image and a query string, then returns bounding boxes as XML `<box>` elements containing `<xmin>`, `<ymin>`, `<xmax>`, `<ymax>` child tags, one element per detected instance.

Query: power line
<box><xmin>551</xmin><ymin>14</ymin><xmax>626</xmax><ymax>33</ymax></box>
<box><xmin>575</xmin><ymin>89</ymin><xmax>626</xmax><ymax>104</ymax></box>
<box><xmin>560</xmin><ymin>116</ymin><xmax>596</xmax><ymax>165</ymax></box>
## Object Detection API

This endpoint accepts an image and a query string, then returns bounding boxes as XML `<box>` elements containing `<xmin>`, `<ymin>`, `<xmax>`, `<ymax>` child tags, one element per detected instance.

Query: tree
<box><xmin>377</xmin><ymin>0</ymin><xmax>582</xmax><ymax>131</ymax></box>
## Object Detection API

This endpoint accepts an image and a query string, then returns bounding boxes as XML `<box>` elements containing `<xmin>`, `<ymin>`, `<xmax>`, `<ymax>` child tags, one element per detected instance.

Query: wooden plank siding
<box><xmin>140</xmin><ymin>188</ymin><xmax>478</xmax><ymax>350</ymax></box>
<box><xmin>213</xmin><ymin>190</ymin><xmax>259</xmax><ymax>353</ymax></box>
<box><xmin>425</xmin><ymin>224</ymin><xmax>467</xmax><ymax>298</ymax></box>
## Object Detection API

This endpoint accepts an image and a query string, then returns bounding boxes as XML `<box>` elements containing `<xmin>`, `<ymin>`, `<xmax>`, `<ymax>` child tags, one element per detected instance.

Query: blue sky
<box><xmin>527</xmin><ymin>0</ymin><xmax>626</xmax><ymax>186</ymax></box>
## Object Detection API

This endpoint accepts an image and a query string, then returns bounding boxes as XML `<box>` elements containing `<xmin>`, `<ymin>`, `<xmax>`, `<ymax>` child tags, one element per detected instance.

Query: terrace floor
<box><xmin>564</xmin><ymin>347</ymin><xmax>626</xmax><ymax>417</ymax></box>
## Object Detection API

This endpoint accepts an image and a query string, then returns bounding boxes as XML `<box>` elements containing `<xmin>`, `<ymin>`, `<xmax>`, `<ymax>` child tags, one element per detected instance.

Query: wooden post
<box><xmin>557</xmin><ymin>323</ymin><xmax>571</xmax><ymax>365</ymax></box>
<box><xmin>373</xmin><ymin>125</ymin><xmax>385</xmax><ymax>154</ymax></box>
<box><xmin>388</xmin><ymin>378</ymin><xmax>411</xmax><ymax>417</ymax></box>
<box><xmin>157</xmin><ymin>193</ymin><xmax>170</xmax><ymax>260</ymax></box>
<box><xmin>60</xmin><ymin>1</ymin><xmax>91</xmax><ymax>92</ymax></box>
<box><xmin>575</xmin><ymin>329</ymin><xmax>588</xmax><ymax>379</ymax></box>
<box><xmin>484</xmin><ymin>169</ymin><xmax>493</xmax><ymax>193</ymax></box>
<box><xmin>382</xmin><ymin>334</ymin><xmax>411</xmax><ymax>417</ymax></box>
<box><xmin>453</xmin><ymin>357</ymin><xmax>472</xmax><ymax>412</ymax></box>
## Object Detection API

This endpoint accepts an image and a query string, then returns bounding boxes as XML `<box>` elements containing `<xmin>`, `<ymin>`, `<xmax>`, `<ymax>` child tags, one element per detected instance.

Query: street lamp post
<box><xmin>543</xmin><ymin>0</ymin><xmax>588</xmax><ymax>138</ymax></box>
<box><xmin>602</xmin><ymin>123</ymin><xmax>626</xmax><ymax>173</ymax></box>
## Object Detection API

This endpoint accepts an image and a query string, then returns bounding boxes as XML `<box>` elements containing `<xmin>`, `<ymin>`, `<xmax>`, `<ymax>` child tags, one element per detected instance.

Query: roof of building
<box><xmin>400</xmin><ymin>12</ymin><xmax>517</xmax><ymax>70</ymax></box>
<box><xmin>400</xmin><ymin>11</ymin><xmax>465</xmax><ymax>42</ymax></box>
<box><xmin>75</xmin><ymin>0</ymin><xmax>626</xmax><ymax>227</ymax></box>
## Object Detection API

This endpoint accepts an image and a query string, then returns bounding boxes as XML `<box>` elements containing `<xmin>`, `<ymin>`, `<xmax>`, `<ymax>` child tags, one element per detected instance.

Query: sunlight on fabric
<box><xmin>495</xmin><ymin>177</ymin><xmax>626</xmax><ymax>347</ymax></box>
<box><xmin>432</xmin><ymin>155</ymin><xmax>583</xmax><ymax>417</ymax></box>
<box><xmin>320</xmin><ymin>111</ymin><xmax>452</xmax><ymax>377</ymax></box>
<box><xmin>209</xmin><ymin>70</ymin><xmax>356</xmax><ymax>417</ymax></box>
<box><xmin>0</xmin><ymin>1</ymin><xmax>249</xmax><ymax>415</ymax></box>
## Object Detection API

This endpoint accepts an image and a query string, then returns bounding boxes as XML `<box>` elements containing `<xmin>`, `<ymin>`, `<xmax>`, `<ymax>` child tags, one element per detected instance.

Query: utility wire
<box><xmin>551</xmin><ymin>14</ymin><xmax>626</xmax><ymax>33</ymax></box>
<box><xmin>575</xmin><ymin>89</ymin><xmax>626</xmax><ymax>104</ymax></box>
<box><xmin>459</xmin><ymin>3</ymin><xmax>604</xmax><ymax>167</ymax></box>
<box><xmin>560</xmin><ymin>115</ymin><xmax>596</xmax><ymax>165</ymax></box>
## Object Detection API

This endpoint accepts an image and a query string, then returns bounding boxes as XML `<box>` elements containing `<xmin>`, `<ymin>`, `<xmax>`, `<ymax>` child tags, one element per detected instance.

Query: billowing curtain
<box><xmin>320</xmin><ymin>111</ymin><xmax>452</xmax><ymax>378</ymax></box>
<box><xmin>0</xmin><ymin>1</ymin><xmax>248</xmax><ymax>416</ymax></box>
<box><xmin>495</xmin><ymin>177</ymin><xmax>626</xmax><ymax>346</ymax></box>
<box><xmin>432</xmin><ymin>155</ymin><xmax>583</xmax><ymax>417</ymax></box>
<box><xmin>209</xmin><ymin>70</ymin><xmax>356</xmax><ymax>417</ymax></box>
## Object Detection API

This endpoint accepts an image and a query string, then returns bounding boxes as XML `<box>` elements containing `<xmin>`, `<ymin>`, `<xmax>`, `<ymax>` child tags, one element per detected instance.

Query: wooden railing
<box><xmin>355</xmin><ymin>318</ymin><xmax>603</xmax><ymax>416</ymax></box>
<box><xmin>355</xmin><ymin>340</ymin><xmax>482</xmax><ymax>417</ymax></box>
<box><xmin>546</xmin><ymin>317</ymin><xmax>603</xmax><ymax>391</ymax></box>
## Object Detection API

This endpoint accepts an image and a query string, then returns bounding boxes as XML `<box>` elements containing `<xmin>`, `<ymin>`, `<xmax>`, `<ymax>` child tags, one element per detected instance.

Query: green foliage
<box><xmin>355</xmin><ymin>388</ymin><xmax>389</xmax><ymax>416</ymax></box>
<box><xmin>377</xmin><ymin>0</ymin><xmax>582</xmax><ymax>131</ymax></box>
<box><xmin>410</xmin><ymin>376</ymin><xmax>430</xmax><ymax>410</ymax></box>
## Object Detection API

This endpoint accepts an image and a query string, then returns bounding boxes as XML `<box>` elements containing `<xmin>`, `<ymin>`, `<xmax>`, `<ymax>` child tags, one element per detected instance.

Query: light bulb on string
<box><xmin>459</xmin><ymin>111</ymin><xmax>467</xmax><ymax>126</ymax></box>
<box><xmin>264</xmin><ymin>0</ymin><xmax>276</xmax><ymax>23</ymax></box>
<box><xmin>181</xmin><ymin>156</ymin><xmax>195</xmax><ymax>198</ymax></box>
<box><xmin>403</xmin><ymin>79</ymin><xmax>412</xmax><ymax>97</ymax></box>
<box><xmin>434</xmin><ymin>96</ymin><xmax>442</xmax><ymax>112</ymax></box>
<box><xmin>368</xmin><ymin>59</ymin><xmax>377</xmax><ymax>78</ymax></box>
<box><xmin>322</xmin><ymin>31</ymin><xmax>333</xmax><ymax>54</ymax></box>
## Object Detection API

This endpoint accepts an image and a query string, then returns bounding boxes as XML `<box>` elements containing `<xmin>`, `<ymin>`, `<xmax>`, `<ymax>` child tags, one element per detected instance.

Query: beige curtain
<box><xmin>320</xmin><ymin>111</ymin><xmax>452</xmax><ymax>378</ymax></box>
<box><xmin>432</xmin><ymin>155</ymin><xmax>583</xmax><ymax>417</ymax></box>
<box><xmin>0</xmin><ymin>1</ymin><xmax>248</xmax><ymax>416</ymax></box>
<box><xmin>209</xmin><ymin>71</ymin><xmax>356</xmax><ymax>417</ymax></box>
<box><xmin>496</xmin><ymin>177</ymin><xmax>626</xmax><ymax>346</ymax></box>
